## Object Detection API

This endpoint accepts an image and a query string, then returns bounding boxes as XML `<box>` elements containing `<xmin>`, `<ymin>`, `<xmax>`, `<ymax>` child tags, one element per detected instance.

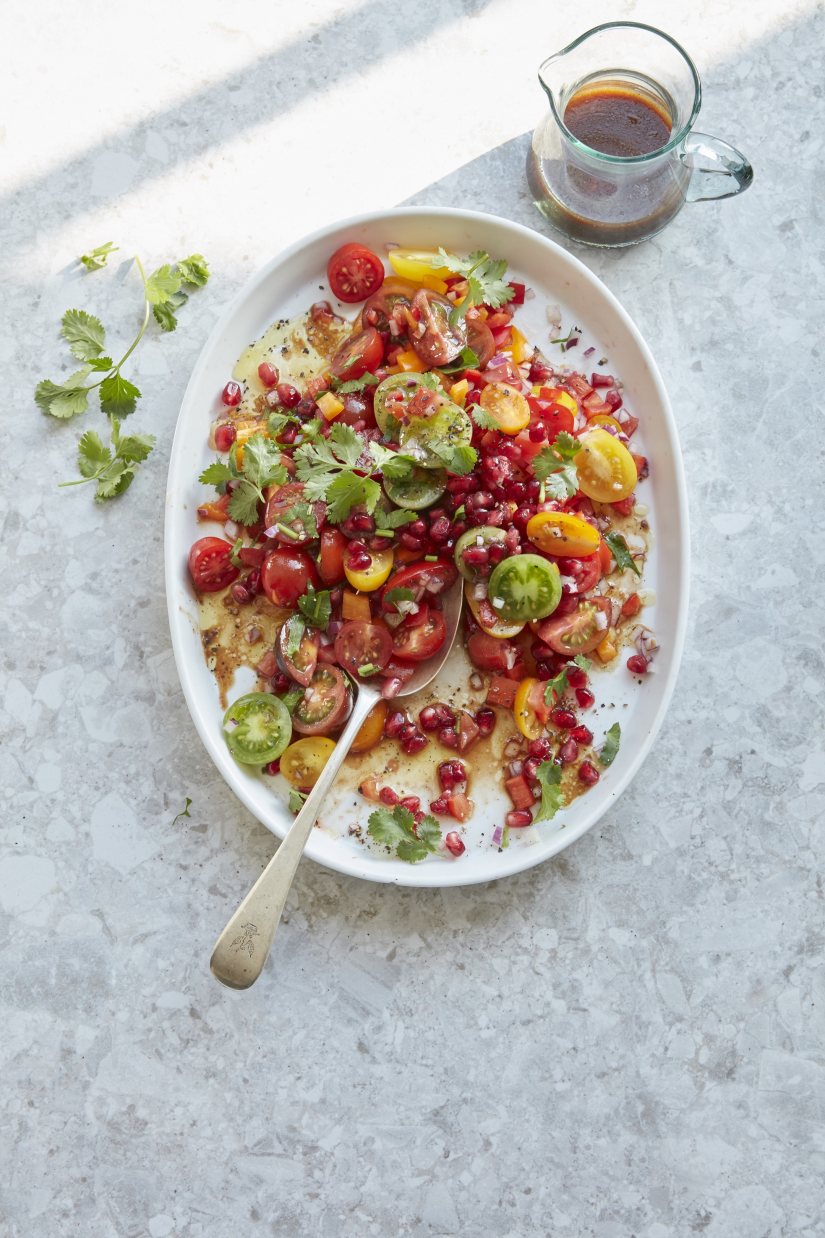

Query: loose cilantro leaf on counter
<box><xmin>297</xmin><ymin>584</ymin><xmax>332</xmax><ymax>630</ymax></box>
<box><xmin>604</xmin><ymin>531</ymin><xmax>641</xmax><ymax>576</ymax></box>
<box><xmin>534</xmin><ymin>760</ymin><xmax>565</xmax><ymax>823</ymax></box>
<box><xmin>35</xmin><ymin>369</ymin><xmax>94</xmax><ymax>419</ymax></box>
<box><xmin>61</xmin><ymin>308</ymin><xmax>107</xmax><ymax>361</ymax></box>
<box><xmin>61</xmin><ymin>418</ymin><xmax>156</xmax><ymax>501</ymax></box>
<box><xmin>599</xmin><ymin>722</ymin><xmax>621</xmax><ymax>767</ymax></box>
<box><xmin>433</xmin><ymin>249</ymin><xmax>515</xmax><ymax>325</ymax></box>
<box><xmin>367</xmin><ymin>805</ymin><xmax>442</xmax><ymax>863</ymax></box>
<box><xmin>171</xmin><ymin>797</ymin><xmax>193</xmax><ymax>826</ymax></box>
<box><xmin>99</xmin><ymin>371</ymin><xmax>141</xmax><ymax>417</ymax></box>
<box><xmin>79</xmin><ymin>242</ymin><xmax>119</xmax><ymax>271</ymax></box>
<box><xmin>383</xmin><ymin>586</ymin><xmax>415</xmax><ymax>612</ymax></box>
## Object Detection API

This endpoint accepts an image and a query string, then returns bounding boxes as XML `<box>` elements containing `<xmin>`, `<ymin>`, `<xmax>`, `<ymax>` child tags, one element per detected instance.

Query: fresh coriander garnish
<box><xmin>78</xmin><ymin>242</ymin><xmax>119</xmax><ymax>271</ymax></box>
<box><xmin>599</xmin><ymin>723</ymin><xmax>621</xmax><ymax>767</ymax></box>
<box><xmin>383</xmin><ymin>586</ymin><xmax>415</xmax><ymax>612</ymax></box>
<box><xmin>469</xmin><ymin>404</ymin><xmax>499</xmax><ymax>431</ymax></box>
<box><xmin>358</xmin><ymin>662</ymin><xmax>380</xmax><ymax>677</ymax></box>
<box><xmin>532</xmin><ymin>432</ymin><xmax>581</xmax><ymax>500</ymax></box>
<box><xmin>441</xmin><ymin>346</ymin><xmax>480</xmax><ymax>374</ymax></box>
<box><xmin>59</xmin><ymin>418</ymin><xmax>156</xmax><ymax>501</ymax></box>
<box><xmin>288</xmin><ymin>789</ymin><xmax>308</xmax><ymax>813</ymax></box>
<box><xmin>294</xmin><ymin>423</ymin><xmax>381</xmax><ymax>522</ymax></box>
<box><xmin>604</xmin><ymin>531</ymin><xmax>641</xmax><ymax>576</ymax></box>
<box><xmin>171</xmin><ymin>797</ymin><xmax>193</xmax><ymax>826</ymax></box>
<box><xmin>367</xmin><ymin>805</ymin><xmax>442</xmax><ymax>863</ymax></box>
<box><xmin>200</xmin><ymin>434</ymin><xmax>287</xmax><ymax>525</ymax></box>
<box><xmin>430</xmin><ymin>249</ymin><xmax>515</xmax><ymax>326</ymax></box>
<box><xmin>229</xmin><ymin>537</ymin><xmax>244</xmax><ymax>569</ymax></box>
<box><xmin>283</xmin><ymin>615</ymin><xmax>306</xmax><ymax>659</ymax></box>
<box><xmin>297</xmin><ymin>584</ymin><xmax>332</xmax><ymax>630</ymax></box>
<box><xmin>533</xmin><ymin>760</ymin><xmax>565</xmax><ymax>823</ymax></box>
<box><xmin>330</xmin><ymin>373</ymin><xmax>380</xmax><ymax>394</ymax></box>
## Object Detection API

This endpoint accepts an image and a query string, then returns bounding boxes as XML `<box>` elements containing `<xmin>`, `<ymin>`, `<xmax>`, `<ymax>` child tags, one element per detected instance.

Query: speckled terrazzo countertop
<box><xmin>2</xmin><ymin>1</ymin><xmax>824</xmax><ymax>1234</ymax></box>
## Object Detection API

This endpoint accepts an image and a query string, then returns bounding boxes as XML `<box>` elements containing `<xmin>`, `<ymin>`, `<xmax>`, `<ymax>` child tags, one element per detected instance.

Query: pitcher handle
<box><xmin>681</xmin><ymin>132</ymin><xmax>753</xmax><ymax>203</ymax></box>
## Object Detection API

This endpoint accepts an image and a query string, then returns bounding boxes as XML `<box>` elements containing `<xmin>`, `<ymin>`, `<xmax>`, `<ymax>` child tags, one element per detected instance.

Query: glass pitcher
<box><xmin>527</xmin><ymin>22</ymin><xmax>753</xmax><ymax>247</ymax></box>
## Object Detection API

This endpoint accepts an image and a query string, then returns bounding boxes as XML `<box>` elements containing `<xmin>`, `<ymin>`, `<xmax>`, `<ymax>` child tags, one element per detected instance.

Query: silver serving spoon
<box><xmin>210</xmin><ymin>580</ymin><xmax>464</xmax><ymax>989</ymax></box>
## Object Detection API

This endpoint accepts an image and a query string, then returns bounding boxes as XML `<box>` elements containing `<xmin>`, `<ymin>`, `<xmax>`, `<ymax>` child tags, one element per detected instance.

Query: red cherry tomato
<box><xmin>334</xmin><ymin>621</ymin><xmax>393</xmax><ymax>678</ymax></box>
<box><xmin>188</xmin><ymin>537</ymin><xmax>240</xmax><ymax>593</ymax></box>
<box><xmin>392</xmin><ymin>610</ymin><xmax>446</xmax><ymax>661</ymax></box>
<box><xmin>380</xmin><ymin>559</ymin><xmax>458</xmax><ymax>610</ymax></box>
<box><xmin>466</xmin><ymin>317</ymin><xmax>496</xmax><ymax>368</ymax></box>
<box><xmin>327</xmin><ymin>243</ymin><xmax>385</xmax><ymax>303</ymax></box>
<box><xmin>318</xmin><ymin>528</ymin><xmax>347</xmax><ymax>585</ymax></box>
<box><xmin>536</xmin><ymin>596</ymin><xmax>613</xmax><ymax>655</ymax></box>
<box><xmin>330</xmin><ymin>327</ymin><xmax>384</xmax><ymax>382</ymax></box>
<box><xmin>261</xmin><ymin>548</ymin><xmax>320</xmax><ymax>608</ymax></box>
<box><xmin>264</xmin><ymin>482</ymin><xmax>315</xmax><ymax>546</ymax></box>
<box><xmin>556</xmin><ymin>553</ymin><xmax>602</xmax><ymax>594</ymax></box>
<box><xmin>292</xmin><ymin>665</ymin><xmax>351</xmax><ymax>735</ymax></box>
<box><xmin>467</xmin><ymin>632</ymin><xmax>520</xmax><ymax>675</ymax></box>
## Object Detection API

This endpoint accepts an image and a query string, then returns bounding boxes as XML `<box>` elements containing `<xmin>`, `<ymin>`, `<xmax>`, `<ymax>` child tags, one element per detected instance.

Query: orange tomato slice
<box><xmin>526</xmin><ymin>511</ymin><xmax>601</xmax><ymax>558</ymax></box>
<box><xmin>479</xmin><ymin>381</ymin><xmax>531</xmax><ymax>435</ymax></box>
<box><xmin>513</xmin><ymin>677</ymin><xmax>550</xmax><ymax>741</ymax></box>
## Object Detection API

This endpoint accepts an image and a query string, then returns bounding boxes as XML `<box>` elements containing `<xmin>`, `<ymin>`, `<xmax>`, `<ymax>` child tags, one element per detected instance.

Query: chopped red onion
<box><xmin>583</xmin><ymin>346</ymin><xmax>595</xmax><ymax>357</ymax></box>
<box><xmin>525</xmin><ymin>287</ymin><xmax>536</xmax><ymax>301</ymax></box>
<box><xmin>224</xmin><ymin>520</ymin><xmax>240</xmax><ymax>539</ymax></box>
<box><xmin>263</xmin><ymin>524</ymin><xmax>280</xmax><ymax>539</ymax></box>
<box><xmin>491</xmin><ymin>824</ymin><xmax>504</xmax><ymax>847</ymax></box>
<box><xmin>246</xmin><ymin>626</ymin><xmax>262</xmax><ymax>644</ymax></box>
<box><xmin>472</xmin><ymin>582</ymin><xmax>487</xmax><ymax>601</ymax></box>
<box><xmin>469</xmin><ymin>671</ymin><xmax>484</xmax><ymax>692</ymax></box>
<box><xmin>382</xmin><ymin>676</ymin><xmax>403</xmax><ymax>699</ymax></box>
<box><xmin>327</xmin><ymin>619</ymin><xmax>343</xmax><ymax>638</ymax></box>
<box><xmin>508</xmin><ymin>759</ymin><xmax>524</xmax><ymax>777</ymax></box>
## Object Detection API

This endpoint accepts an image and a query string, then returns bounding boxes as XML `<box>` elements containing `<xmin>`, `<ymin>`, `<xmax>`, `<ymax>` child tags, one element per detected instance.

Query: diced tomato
<box><xmin>342</xmin><ymin>589</ymin><xmax>372</xmax><ymax>623</ymax></box>
<box><xmin>447</xmin><ymin>792</ymin><xmax>472</xmax><ymax>823</ymax></box>
<box><xmin>197</xmin><ymin>494</ymin><xmax>231</xmax><ymax>523</ymax></box>
<box><xmin>456</xmin><ymin>711</ymin><xmax>481</xmax><ymax>753</ymax></box>
<box><xmin>238</xmin><ymin>546</ymin><xmax>266</xmax><ymax>569</ymax></box>
<box><xmin>505</xmin><ymin>774</ymin><xmax>536</xmax><ymax>810</ymax></box>
<box><xmin>632</xmin><ymin>453</ymin><xmax>649</xmax><ymax>480</ymax></box>
<box><xmin>582</xmin><ymin>393</ymin><xmax>613</xmax><ymax>417</ymax></box>
<box><xmin>566</xmin><ymin>374</ymin><xmax>594</xmax><ymax>400</ymax></box>
<box><xmin>611</xmin><ymin>495</ymin><xmax>636</xmax><ymax>517</ymax></box>
<box><xmin>467</xmin><ymin>632</ymin><xmax>518</xmax><ymax>675</ymax></box>
<box><xmin>485</xmin><ymin>675</ymin><xmax>518</xmax><ymax>708</ymax></box>
<box><xmin>318</xmin><ymin>527</ymin><xmax>347</xmax><ymax>586</ymax></box>
<box><xmin>508</xmin><ymin>282</ymin><xmax>526</xmax><ymax>305</ymax></box>
<box><xmin>621</xmin><ymin>414</ymin><xmax>639</xmax><ymax>437</ymax></box>
<box><xmin>622</xmin><ymin>593</ymin><xmax>642</xmax><ymax>617</ymax></box>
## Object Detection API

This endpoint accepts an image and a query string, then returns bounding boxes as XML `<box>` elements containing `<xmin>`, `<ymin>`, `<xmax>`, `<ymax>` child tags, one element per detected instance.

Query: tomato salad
<box><xmin>189</xmin><ymin>243</ymin><xmax>656</xmax><ymax>863</ymax></box>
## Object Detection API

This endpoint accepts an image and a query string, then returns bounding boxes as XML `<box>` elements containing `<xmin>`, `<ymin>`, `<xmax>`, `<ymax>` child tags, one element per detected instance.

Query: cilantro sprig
<box><xmin>431</xmin><ymin>249</ymin><xmax>515</xmax><ymax>326</ymax></box>
<box><xmin>79</xmin><ymin>242</ymin><xmax>119</xmax><ymax>271</ymax></box>
<box><xmin>599</xmin><ymin>723</ymin><xmax>621</xmax><ymax>767</ymax></box>
<box><xmin>534</xmin><ymin>761</ymin><xmax>565</xmax><ymax>823</ymax></box>
<box><xmin>59</xmin><ymin>419</ymin><xmax>156</xmax><ymax>501</ymax></box>
<box><xmin>200</xmin><ymin>435</ymin><xmax>287</xmax><ymax>526</ymax></box>
<box><xmin>532</xmin><ymin>432</ymin><xmax>581</xmax><ymax>500</ymax></box>
<box><xmin>544</xmin><ymin>654</ymin><xmax>591</xmax><ymax>706</ymax></box>
<box><xmin>297</xmin><ymin>584</ymin><xmax>332</xmax><ymax>630</ymax></box>
<box><xmin>367</xmin><ymin>805</ymin><xmax>442</xmax><ymax>863</ymax></box>
<box><xmin>294</xmin><ymin>423</ymin><xmax>382</xmax><ymax>522</ymax></box>
<box><xmin>604</xmin><ymin>531</ymin><xmax>641</xmax><ymax>576</ymax></box>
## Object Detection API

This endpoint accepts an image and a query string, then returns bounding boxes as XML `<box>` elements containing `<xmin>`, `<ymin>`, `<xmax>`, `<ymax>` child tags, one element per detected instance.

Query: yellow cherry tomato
<box><xmin>575</xmin><ymin>427</ymin><xmax>638</xmax><ymax>503</ymax></box>
<box><xmin>479</xmin><ymin>382</ymin><xmax>531</xmax><ymax>435</ymax></box>
<box><xmin>344</xmin><ymin>547</ymin><xmax>394</xmax><ymax>592</ymax></box>
<box><xmin>280</xmin><ymin>737</ymin><xmax>336</xmax><ymax>788</ymax></box>
<box><xmin>350</xmin><ymin>700</ymin><xmax>388</xmax><ymax>754</ymax></box>
<box><xmin>465</xmin><ymin>582</ymin><xmax>524</xmax><ymax>639</ymax></box>
<box><xmin>588</xmin><ymin>413</ymin><xmax>624</xmax><ymax>434</ymax></box>
<box><xmin>513</xmin><ymin>677</ymin><xmax>549</xmax><ymax>741</ymax></box>
<box><xmin>526</xmin><ymin>511</ymin><xmax>601</xmax><ymax>558</ymax></box>
<box><xmin>532</xmin><ymin>386</ymin><xmax>578</xmax><ymax>414</ymax></box>
<box><xmin>387</xmin><ymin>249</ymin><xmax>450</xmax><ymax>292</ymax></box>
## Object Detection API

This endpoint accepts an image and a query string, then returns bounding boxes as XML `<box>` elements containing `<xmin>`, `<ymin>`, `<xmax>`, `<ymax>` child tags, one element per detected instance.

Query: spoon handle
<box><xmin>210</xmin><ymin>688</ymin><xmax>378</xmax><ymax>989</ymax></box>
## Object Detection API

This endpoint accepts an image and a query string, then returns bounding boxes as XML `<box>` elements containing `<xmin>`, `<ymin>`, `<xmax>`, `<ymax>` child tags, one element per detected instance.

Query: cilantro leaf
<box><xmin>280</xmin><ymin>501</ymin><xmax>318</xmax><ymax>540</ymax></box>
<box><xmin>177</xmin><ymin>254</ymin><xmax>210</xmax><ymax>287</ymax></box>
<box><xmin>171</xmin><ymin>796</ymin><xmax>193</xmax><ymax>826</ymax></box>
<box><xmin>87</xmin><ymin>356</ymin><xmax>114</xmax><ymax>372</ymax></box>
<box><xmin>35</xmin><ymin>369</ymin><xmax>92</xmax><ymax>419</ymax></box>
<box><xmin>199</xmin><ymin>460</ymin><xmax>236</xmax><ymax>487</ymax></box>
<box><xmin>599</xmin><ymin>722</ymin><xmax>621</xmax><ymax>767</ymax></box>
<box><xmin>77</xmin><ymin>430</ymin><xmax>111</xmax><ymax>477</ymax></box>
<box><xmin>383</xmin><ymin>586</ymin><xmax>415</xmax><ymax>612</ymax></box>
<box><xmin>145</xmin><ymin>263</ymin><xmax>182</xmax><ymax>305</ymax></box>
<box><xmin>152</xmin><ymin>290</ymin><xmax>188</xmax><ymax>332</ymax></box>
<box><xmin>294</xmin><ymin>423</ymin><xmax>368</xmax><ymax>502</ymax></box>
<box><xmin>367</xmin><ymin>805</ymin><xmax>442</xmax><ymax>863</ymax></box>
<box><xmin>297</xmin><ymin>584</ymin><xmax>332</xmax><ymax>630</ymax></box>
<box><xmin>242</xmin><ymin>434</ymin><xmax>288</xmax><ymax>490</ymax></box>
<box><xmin>604</xmin><ymin>531</ymin><xmax>641</xmax><ymax>576</ymax></box>
<box><xmin>534</xmin><ymin>760</ymin><xmax>565</xmax><ymax>823</ymax></box>
<box><xmin>573</xmin><ymin>653</ymin><xmax>591</xmax><ymax>672</ymax></box>
<box><xmin>99</xmin><ymin>371</ymin><xmax>141</xmax><ymax>417</ymax></box>
<box><xmin>325</xmin><ymin>472</ymin><xmax>381</xmax><ymax>523</ymax></box>
<box><xmin>61</xmin><ymin>308</ymin><xmax>106</xmax><ymax>361</ymax></box>
<box><xmin>227</xmin><ymin>482</ymin><xmax>263</xmax><ymax>526</ymax></box>
<box><xmin>553</xmin><ymin>432</ymin><xmax>581</xmax><ymax>461</ymax></box>
<box><xmin>441</xmin><ymin>346</ymin><xmax>480</xmax><ymax>374</ymax></box>
<box><xmin>96</xmin><ymin>461</ymin><xmax>136</xmax><ymax>500</ymax></box>
<box><xmin>469</xmin><ymin>404</ymin><xmax>499</xmax><ymax>431</ymax></box>
<box><xmin>288</xmin><ymin>789</ymin><xmax>308</xmax><ymax>813</ymax></box>
<box><xmin>531</xmin><ymin>443</ymin><xmax>579</xmax><ymax>498</ymax></box>
<box><xmin>431</xmin><ymin>441</ymin><xmax>477</xmax><ymax>476</ymax></box>
<box><xmin>113</xmin><ymin>430</ymin><xmax>155</xmax><ymax>463</ymax></box>
<box><xmin>436</xmin><ymin>249</ymin><xmax>515</xmax><ymax>324</ymax></box>
<box><xmin>328</xmin><ymin>422</ymin><xmax>366</xmax><ymax>466</ymax></box>
<box><xmin>331</xmin><ymin>373</ymin><xmax>380</xmax><ymax>394</ymax></box>
<box><xmin>369</xmin><ymin>442</ymin><xmax>416</xmax><ymax>482</ymax></box>
<box><xmin>79</xmin><ymin>242</ymin><xmax>118</xmax><ymax>271</ymax></box>
<box><xmin>377</xmin><ymin>508</ymin><xmax>416</xmax><ymax>530</ymax></box>
<box><xmin>283</xmin><ymin>615</ymin><xmax>306</xmax><ymax>659</ymax></box>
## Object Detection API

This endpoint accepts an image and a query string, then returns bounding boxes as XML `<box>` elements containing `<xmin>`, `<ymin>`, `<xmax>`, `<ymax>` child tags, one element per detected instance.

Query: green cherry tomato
<box><xmin>453</xmin><ymin>526</ymin><xmax>508</xmax><ymax>582</ymax></box>
<box><xmin>486</xmin><ymin>553</ymin><xmax>562</xmax><ymax>623</ymax></box>
<box><xmin>399</xmin><ymin>402</ymin><xmax>473</xmax><ymax>468</ymax></box>
<box><xmin>383</xmin><ymin>465</ymin><xmax>447</xmax><ymax>511</ymax></box>
<box><xmin>222</xmin><ymin>692</ymin><xmax>292</xmax><ymax>765</ymax></box>
<box><xmin>374</xmin><ymin>373</ymin><xmax>430</xmax><ymax>435</ymax></box>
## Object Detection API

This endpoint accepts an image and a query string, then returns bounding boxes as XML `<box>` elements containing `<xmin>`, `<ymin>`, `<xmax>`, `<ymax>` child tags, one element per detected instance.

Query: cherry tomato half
<box><xmin>333</xmin><ymin>621</ymin><xmax>393</xmax><ymax>678</ymax></box>
<box><xmin>467</xmin><ymin>317</ymin><xmax>496</xmax><ymax>368</ymax></box>
<box><xmin>350</xmin><ymin>700</ymin><xmax>388</xmax><ymax>754</ymax></box>
<box><xmin>277</xmin><ymin>616</ymin><xmax>319</xmax><ymax>687</ymax></box>
<box><xmin>575</xmin><ymin>427</ymin><xmax>637</xmax><ymax>503</ymax></box>
<box><xmin>527</xmin><ymin>511</ymin><xmax>601</xmax><ymax>558</ymax></box>
<box><xmin>327</xmin><ymin>243</ymin><xmax>385</xmax><ymax>303</ymax></box>
<box><xmin>261</xmin><ymin>548</ymin><xmax>320</xmax><ymax>609</ymax></box>
<box><xmin>264</xmin><ymin>481</ymin><xmax>315</xmax><ymax>546</ymax></box>
<box><xmin>380</xmin><ymin>559</ymin><xmax>458</xmax><ymax>610</ymax></box>
<box><xmin>292</xmin><ymin>665</ymin><xmax>352</xmax><ymax>735</ymax></box>
<box><xmin>318</xmin><ymin>527</ymin><xmax>347</xmax><ymax>586</ymax></box>
<box><xmin>392</xmin><ymin>609</ymin><xmax>447</xmax><ymax>661</ymax></box>
<box><xmin>188</xmin><ymin>537</ymin><xmax>240</xmax><ymax>593</ymax></box>
<box><xmin>513</xmin><ymin>677</ymin><xmax>552</xmax><ymax>741</ymax></box>
<box><xmin>330</xmin><ymin>326</ymin><xmax>384</xmax><ymax>381</ymax></box>
<box><xmin>556</xmin><ymin>553</ymin><xmax>602</xmax><ymax>594</ymax></box>
<box><xmin>536</xmin><ymin>596</ymin><xmax>613</xmax><ymax>655</ymax></box>
<box><xmin>280</xmin><ymin>737</ymin><xmax>336</xmax><ymax>788</ymax></box>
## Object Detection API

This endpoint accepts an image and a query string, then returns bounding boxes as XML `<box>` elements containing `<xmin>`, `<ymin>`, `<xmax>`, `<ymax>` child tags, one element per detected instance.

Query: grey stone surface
<box><xmin>1</xmin><ymin>1</ymin><xmax>823</xmax><ymax>1234</ymax></box>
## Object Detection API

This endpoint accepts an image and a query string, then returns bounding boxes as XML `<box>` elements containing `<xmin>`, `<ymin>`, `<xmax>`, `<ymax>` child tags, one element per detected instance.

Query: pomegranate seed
<box><xmin>462</xmin><ymin>545</ymin><xmax>490</xmax><ymax>570</ymax></box>
<box><xmin>466</xmin><ymin>490</ymin><xmax>494</xmax><ymax>512</ymax></box>
<box><xmin>221</xmin><ymin>381</ymin><xmax>242</xmax><ymax>407</ymax></box>
<box><xmin>399</xmin><ymin>533</ymin><xmax>424</xmax><ymax>552</ymax></box>
<box><xmin>488</xmin><ymin>542</ymin><xmax>507</xmax><ymax>565</ymax></box>
<box><xmin>445</xmin><ymin>831</ymin><xmax>465</xmax><ymax>857</ymax></box>
<box><xmin>401</xmin><ymin>729</ymin><xmax>428</xmax><ymax>755</ymax></box>
<box><xmin>246</xmin><ymin>570</ymin><xmax>261</xmax><ymax>595</ymax></box>
<box><xmin>523</xmin><ymin>756</ymin><xmax>540</xmax><ymax>780</ymax></box>
<box><xmin>575</xmin><ymin>688</ymin><xmax>595</xmax><ymax>709</ymax></box>
<box><xmin>400</xmin><ymin>796</ymin><xmax>421</xmax><ymax>813</ymax></box>
<box><xmin>437</xmin><ymin>726</ymin><xmax>459</xmax><ymax>750</ymax></box>
<box><xmin>627</xmin><ymin>654</ymin><xmax>649</xmax><ymax>675</ymax></box>
<box><xmin>527</xmin><ymin>737</ymin><xmax>553</xmax><ymax>760</ymax></box>
<box><xmin>257</xmin><ymin>362</ymin><xmax>279</xmax><ymax>387</ymax></box>
<box><xmin>346</xmin><ymin>542</ymin><xmax>372</xmax><ymax>570</ymax></box>
<box><xmin>529</xmin><ymin>356</ymin><xmax>552</xmax><ymax>382</ymax></box>
<box><xmin>504</xmin><ymin>481</ymin><xmax>528</xmax><ymax>505</ymax></box>
<box><xmin>385</xmin><ymin>710</ymin><xmax>408</xmax><ymax>739</ymax></box>
<box><xmin>475</xmin><ymin>706</ymin><xmax>496</xmax><ymax>735</ymax></box>
<box><xmin>214</xmin><ymin>422</ymin><xmax>237</xmax><ymax>452</ymax></box>
<box><xmin>591</xmin><ymin>372</ymin><xmax>615</xmax><ymax>388</ymax></box>
<box><xmin>272</xmin><ymin>671</ymin><xmax>291</xmax><ymax>693</ymax></box>
<box><xmin>559</xmin><ymin>738</ymin><xmax>579</xmax><ymax>764</ymax></box>
<box><xmin>349</xmin><ymin>512</ymin><xmax>375</xmax><ymax>533</ymax></box>
<box><xmin>438</xmin><ymin>760</ymin><xmax>468</xmax><ymax>791</ymax></box>
<box><xmin>566</xmin><ymin>666</ymin><xmax>588</xmax><ymax>689</ymax></box>
<box><xmin>571</xmin><ymin>725</ymin><xmax>593</xmax><ymax>744</ymax></box>
<box><xmin>278</xmin><ymin>424</ymin><xmax>299</xmax><ymax>444</ymax></box>
<box><xmin>430</xmin><ymin>795</ymin><xmax>450</xmax><ymax>815</ymax></box>
<box><xmin>579</xmin><ymin>761</ymin><xmax>600</xmax><ymax>786</ymax></box>
<box><xmin>551</xmin><ymin>707</ymin><xmax>576</xmax><ymax>729</ymax></box>
<box><xmin>231</xmin><ymin>583</ymin><xmax>250</xmax><ymax>604</ymax></box>
<box><xmin>605</xmin><ymin>389</ymin><xmax>623</xmax><ymax>411</ymax></box>
<box><xmin>481</xmin><ymin>456</ymin><xmax>512</xmax><ymax>487</ymax></box>
<box><xmin>379</xmin><ymin>787</ymin><xmax>400</xmax><ymax>805</ymax></box>
<box><xmin>528</xmin><ymin>422</ymin><xmax>547</xmax><ymax>443</ymax></box>
<box><xmin>429</xmin><ymin>516</ymin><xmax>451</xmax><ymax>543</ymax></box>
<box><xmin>276</xmin><ymin>382</ymin><xmax>300</xmax><ymax>408</ymax></box>
<box><xmin>505</xmin><ymin>809</ymin><xmax>533</xmax><ymax>829</ymax></box>
<box><xmin>295</xmin><ymin>397</ymin><xmax>317</xmax><ymax>419</ymax></box>
<box><xmin>265</xmin><ymin>760</ymin><xmax>281</xmax><ymax>776</ymax></box>
<box><xmin>419</xmin><ymin>703</ymin><xmax>455</xmax><ymax>731</ymax></box>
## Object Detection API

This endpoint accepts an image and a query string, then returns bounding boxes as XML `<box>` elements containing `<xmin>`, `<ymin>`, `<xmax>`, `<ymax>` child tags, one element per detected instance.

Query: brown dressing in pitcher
<box><xmin>564</xmin><ymin>84</ymin><xmax>672</xmax><ymax>156</ymax></box>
